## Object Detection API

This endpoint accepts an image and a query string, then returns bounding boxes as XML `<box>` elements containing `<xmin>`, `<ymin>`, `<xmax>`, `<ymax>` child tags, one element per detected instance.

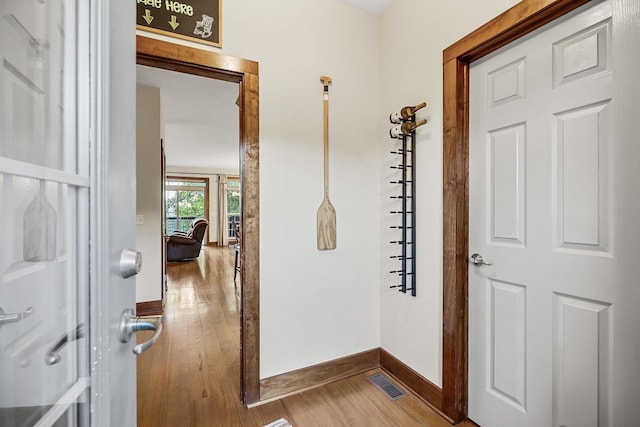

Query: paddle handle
<box><xmin>321</xmin><ymin>76</ymin><xmax>332</xmax><ymax>197</ymax></box>
<box><xmin>317</xmin><ymin>76</ymin><xmax>337</xmax><ymax>250</ymax></box>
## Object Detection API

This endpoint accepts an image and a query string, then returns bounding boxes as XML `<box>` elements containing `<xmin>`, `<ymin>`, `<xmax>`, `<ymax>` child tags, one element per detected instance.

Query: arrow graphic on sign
<box><xmin>142</xmin><ymin>9</ymin><xmax>154</xmax><ymax>25</ymax></box>
<box><xmin>168</xmin><ymin>15</ymin><xmax>180</xmax><ymax>30</ymax></box>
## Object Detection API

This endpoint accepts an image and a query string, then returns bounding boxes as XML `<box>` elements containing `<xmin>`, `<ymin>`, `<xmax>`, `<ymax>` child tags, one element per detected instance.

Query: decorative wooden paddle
<box><xmin>317</xmin><ymin>76</ymin><xmax>336</xmax><ymax>250</ymax></box>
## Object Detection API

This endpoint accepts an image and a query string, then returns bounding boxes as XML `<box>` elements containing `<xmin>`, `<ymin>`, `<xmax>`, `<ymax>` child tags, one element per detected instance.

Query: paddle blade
<box><xmin>317</xmin><ymin>199</ymin><xmax>336</xmax><ymax>250</ymax></box>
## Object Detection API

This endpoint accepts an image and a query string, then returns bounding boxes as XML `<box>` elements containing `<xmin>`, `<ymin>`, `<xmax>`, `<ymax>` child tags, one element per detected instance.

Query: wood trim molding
<box><xmin>136</xmin><ymin>35</ymin><xmax>261</xmax><ymax>405</ymax></box>
<box><xmin>136</xmin><ymin>300</ymin><xmax>163</xmax><ymax>316</ymax></box>
<box><xmin>441</xmin><ymin>0</ymin><xmax>590</xmax><ymax>422</ymax></box>
<box><xmin>239</xmin><ymin>71</ymin><xmax>261</xmax><ymax>406</ymax></box>
<box><xmin>258</xmin><ymin>349</ymin><xmax>380</xmax><ymax>404</ymax></box>
<box><xmin>136</xmin><ymin>36</ymin><xmax>258</xmax><ymax>80</ymax></box>
<box><xmin>442</xmin><ymin>56</ymin><xmax>470</xmax><ymax>422</ymax></box>
<box><xmin>443</xmin><ymin>0</ymin><xmax>591</xmax><ymax>63</ymax></box>
<box><xmin>258</xmin><ymin>348</ymin><xmax>447</xmax><ymax>415</ymax></box>
<box><xmin>380</xmin><ymin>349</ymin><xmax>444</xmax><ymax>416</ymax></box>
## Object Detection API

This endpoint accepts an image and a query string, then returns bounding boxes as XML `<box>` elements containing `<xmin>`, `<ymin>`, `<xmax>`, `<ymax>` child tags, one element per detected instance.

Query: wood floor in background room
<box><xmin>137</xmin><ymin>246</ymin><xmax>475</xmax><ymax>427</ymax></box>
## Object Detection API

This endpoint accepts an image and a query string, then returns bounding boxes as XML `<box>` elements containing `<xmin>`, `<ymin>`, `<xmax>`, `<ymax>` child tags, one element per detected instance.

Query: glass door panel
<box><xmin>0</xmin><ymin>0</ymin><xmax>90</xmax><ymax>426</ymax></box>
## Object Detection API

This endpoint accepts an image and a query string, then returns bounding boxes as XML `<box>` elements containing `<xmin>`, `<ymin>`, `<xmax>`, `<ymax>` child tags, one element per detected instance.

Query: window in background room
<box><xmin>165</xmin><ymin>177</ymin><xmax>209</xmax><ymax>234</ymax></box>
<box><xmin>227</xmin><ymin>177</ymin><xmax>240</xmax><ymax>240</ymax></box>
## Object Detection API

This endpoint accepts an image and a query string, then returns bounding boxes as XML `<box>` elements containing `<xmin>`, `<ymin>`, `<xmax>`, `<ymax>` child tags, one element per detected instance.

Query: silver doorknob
<box><xmin>119</xmin><ymin>309</ymin><xmax>163</xmax><ymax>355</ymax></box>
<box><xmin>470</xmin><ymin>253</ymin><xmax>492</xmax><ymax>266</ymax></box>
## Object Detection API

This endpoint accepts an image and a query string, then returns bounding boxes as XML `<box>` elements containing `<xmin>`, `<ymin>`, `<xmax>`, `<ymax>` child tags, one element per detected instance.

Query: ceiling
<box><xmin>337</xmin><ymin>0</ymin><xmax>394</xmax><ymax>14</ymax></box>
<box><xmin>136</xmin><ymin>65</ymin><xmax>240</xmax><ymax>172</ymax></box>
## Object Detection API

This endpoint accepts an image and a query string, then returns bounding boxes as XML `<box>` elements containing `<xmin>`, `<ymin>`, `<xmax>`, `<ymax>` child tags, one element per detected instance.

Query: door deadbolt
<box><xmin>120</xmin><ymin>248</ymin><xmax>142</xmax><ymax>278</ymax></box>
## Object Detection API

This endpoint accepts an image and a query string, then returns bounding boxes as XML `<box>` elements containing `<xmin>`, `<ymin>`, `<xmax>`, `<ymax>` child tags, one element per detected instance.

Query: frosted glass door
<box><xmin>0</xmin><ymin>0</ymin><xmax>91</xmax><ymax>426</ymax></box>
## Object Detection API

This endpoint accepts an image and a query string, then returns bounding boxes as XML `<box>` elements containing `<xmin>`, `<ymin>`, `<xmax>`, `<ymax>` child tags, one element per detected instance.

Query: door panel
<box><xmin>0</xmin><ymin>0</ymin><xmax>91</xmax><ymax>425</ymax></box>
<box><xmin>552</xmin><ymin>293</ymin><xmax>611</xmax><ymax>427</ymax></box>
<box><xmin>488</xmin><ymin>123</ymin><xmax>526</xmax><ymax>246</ymax></box>
<box><xmin>487</xmin><ymin>279</ymin><xmax>526</xmax><ymax>410</ymax></box>
<box><xmin>1</xmin><ymin>1</ymin><xmax>139</xmax><ymax>425</ymax></box>
<box><xmin>553</xmin><ymin>101</ymin><xmax>611</xmax><ymax>253</ymax></box>
<box><xmin>468</xmin><ymin>1</ymin><xmax>636</xmax><ymax>426</ymax></box>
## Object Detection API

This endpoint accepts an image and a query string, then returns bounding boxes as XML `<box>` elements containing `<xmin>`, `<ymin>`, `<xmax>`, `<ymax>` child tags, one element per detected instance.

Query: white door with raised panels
<box><xmin>469</xmin><ymin>1</ymin><xmax>640</xmax><ymax>426</ymax></box>
<box><xmin>0</xmin><ymin>1</ymin><xmax>141</xmax><ymax>426</ymax></box>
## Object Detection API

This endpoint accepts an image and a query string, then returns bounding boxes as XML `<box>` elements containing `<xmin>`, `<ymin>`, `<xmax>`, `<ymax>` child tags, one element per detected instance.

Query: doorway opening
<box><xmin>136</xmin><ymin>35</ymin><xmax>260</xmax><ymax>405</ymax></box>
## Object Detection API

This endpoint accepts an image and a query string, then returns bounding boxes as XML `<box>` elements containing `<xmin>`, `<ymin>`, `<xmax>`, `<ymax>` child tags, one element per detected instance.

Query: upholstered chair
<box><xmin>166</xmin><ymin>218</ymin><xmax>208</xmax><ymax>261</ymax></box>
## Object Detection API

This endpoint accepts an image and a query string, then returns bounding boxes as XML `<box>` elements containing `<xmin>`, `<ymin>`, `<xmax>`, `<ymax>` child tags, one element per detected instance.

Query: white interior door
<box><xmin>469</xmin><ymin>1</ymin><xmax>640</xmax><ymax>426</ymax></box>
<box><xmin>0</xmin><ymin>1</ymin><xmax>142</xmax><ymax>426</ymax></box>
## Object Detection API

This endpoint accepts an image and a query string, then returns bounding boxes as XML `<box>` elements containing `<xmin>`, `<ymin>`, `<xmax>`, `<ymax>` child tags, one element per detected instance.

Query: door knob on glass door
<box><xmin>0</xmin><ymin>306</ymin><xmax>34</xmax><ymax>329</ymax></box>
<box><xmin>119</xmin><ymin>309</ymin><xmax>163</xmax><ymax>355</ymax></box>
<box><xmin>46</xmin><ymin>323</ymin><xmax>86</xmax><ymax>365</ymax></box>
<box><xmin>470</xmin><ymin>253</ymin><xmax>492</xmax><ymax>266</ymax></box>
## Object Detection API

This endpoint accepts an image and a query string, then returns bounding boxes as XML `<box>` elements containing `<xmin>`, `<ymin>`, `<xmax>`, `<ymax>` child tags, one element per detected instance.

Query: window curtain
<box><xmin>217</xmin><ymin>175</ymin><xmax>229</xmax><ymax>246</ymax></box>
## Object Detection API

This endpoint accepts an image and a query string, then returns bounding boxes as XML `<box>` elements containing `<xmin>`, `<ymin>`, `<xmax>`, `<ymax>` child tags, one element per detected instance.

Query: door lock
<box><xmin>119</xmin><ymin>248</ymin><xmax>143</xmax><ymax>278</ymax></box>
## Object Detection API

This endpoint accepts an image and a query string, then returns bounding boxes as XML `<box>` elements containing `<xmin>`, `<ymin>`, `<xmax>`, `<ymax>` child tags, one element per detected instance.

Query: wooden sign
<box><xmin>136</xmin><ymin>0</ymin><xmax>221</xmax><ymax>48</ymax></box>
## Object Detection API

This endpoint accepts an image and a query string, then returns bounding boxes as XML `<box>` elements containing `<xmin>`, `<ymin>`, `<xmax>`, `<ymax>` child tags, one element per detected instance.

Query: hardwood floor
<box><xmin>137</xmin><ymin>246</ymin><xmax>474</xmax><ymax>426</ymax></box>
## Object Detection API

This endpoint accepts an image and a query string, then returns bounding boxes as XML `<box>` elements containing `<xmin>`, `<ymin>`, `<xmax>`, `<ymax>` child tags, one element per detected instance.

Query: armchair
<box><xmin>166</xmin><ymin>218</ymin><xmax>208</xmax><ymax>262</ymax></box>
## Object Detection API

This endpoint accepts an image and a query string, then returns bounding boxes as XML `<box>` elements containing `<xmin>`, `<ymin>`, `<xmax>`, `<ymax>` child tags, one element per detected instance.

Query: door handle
<box><xmin>46</xmin><ymin>323</ymin><xmax>86</xmax><ymax>365</ymax></box>
<box><xmin>470</xmin><ymin>253</ymin><xmax>493</xmax><ymax>266</ymax></box>
<box><xmin>119</xmin><ymin>309</ymin><xmax>163</xmax><ymax>355</ymax></box>
<box><xmin>0</xmin><ymin>306</ymin><xmax>34</xmax><ymax>329</ymax></box>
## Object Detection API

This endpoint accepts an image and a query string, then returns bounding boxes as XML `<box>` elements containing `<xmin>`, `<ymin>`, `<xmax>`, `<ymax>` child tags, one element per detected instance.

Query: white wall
<box><xmin>136</xmin><ymin>85</ymin><xmax>163</xmax><ymax>303</ymax></box>
<box><xmin>237</xmin><ymin>0</ymin><xmax>383</xmax><ymax>379</ymax></box>
<box><xmin>137</xmin><ymin>0</ymin><xmax>522</xmax><ymax>382</ymax></box>
<box><xmin>139</xmin><ymin>0</ymin><xmax>382</xmax><ymax>379</ymax></box>
<box><xmin>378</xmin><ymin>0</ymin><xmax>520</xmax><ymax>387</ymax></box>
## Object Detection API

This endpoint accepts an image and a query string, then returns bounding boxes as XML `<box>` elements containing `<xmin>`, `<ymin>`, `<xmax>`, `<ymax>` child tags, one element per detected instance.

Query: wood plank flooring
<box><xmin>137</xmin><ymin>246</ymin><xmax>474</xmax><ymax>427</ymax></box>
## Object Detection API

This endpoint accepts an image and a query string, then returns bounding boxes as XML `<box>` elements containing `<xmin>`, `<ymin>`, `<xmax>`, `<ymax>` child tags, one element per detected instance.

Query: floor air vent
<box><xmin>367</xmin><ymin>373</ymin><xmax>407</xmax><ymax>400</ymax></box>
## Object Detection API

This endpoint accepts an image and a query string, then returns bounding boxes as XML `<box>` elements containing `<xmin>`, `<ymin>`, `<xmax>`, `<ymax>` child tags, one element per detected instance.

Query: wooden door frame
<box><xmin>441</xmin><ymin>0</ymin><xmax>591</xmax><ymax>422</ymax></box>
<box><xmin>136</xmin><ymin>35</ymin><xmax>261</xmax><ymax>405</ymax></box>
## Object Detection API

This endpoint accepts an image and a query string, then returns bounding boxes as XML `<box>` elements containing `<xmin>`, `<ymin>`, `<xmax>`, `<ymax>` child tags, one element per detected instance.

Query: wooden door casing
<box><xmin>136</xmin><ymin>35</ymin><xmax>261</xmax><ymax>405</ymax></box>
